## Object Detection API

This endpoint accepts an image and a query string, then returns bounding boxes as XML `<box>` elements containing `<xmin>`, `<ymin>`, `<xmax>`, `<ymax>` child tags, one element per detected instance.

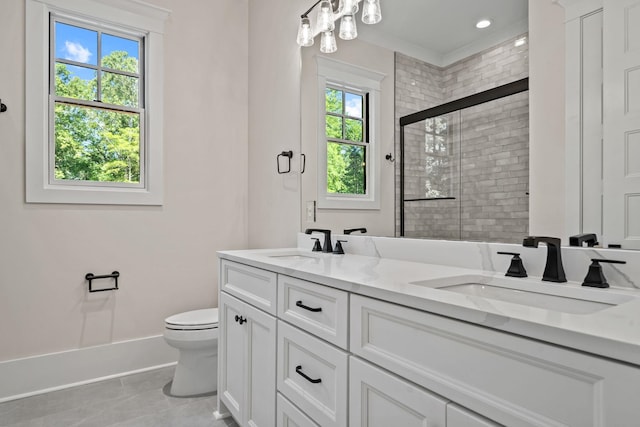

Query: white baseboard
<box><xmin>0</xmin><ymin>335</ymin><xmax>178</xmax><ymax>403</ymax></box>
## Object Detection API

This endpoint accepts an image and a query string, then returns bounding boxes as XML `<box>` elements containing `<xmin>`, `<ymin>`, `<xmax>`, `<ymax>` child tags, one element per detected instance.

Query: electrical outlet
<box><xmin>306</xmin><ymin>201</ymin><xmax>316</xmax><ymax>222</ymax></box>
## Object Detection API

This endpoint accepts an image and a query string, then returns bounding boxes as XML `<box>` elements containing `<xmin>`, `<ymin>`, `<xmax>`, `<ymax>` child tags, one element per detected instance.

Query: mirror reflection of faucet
<box><xmin>569</xmin><ymin>233</ymin><xmax>599</xmax><ymax>247</ymax></box>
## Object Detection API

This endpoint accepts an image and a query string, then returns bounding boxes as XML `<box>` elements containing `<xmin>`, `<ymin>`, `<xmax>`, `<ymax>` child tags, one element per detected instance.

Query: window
<box><xmin>52</xmin><ymin>18</ymin><xmax>143</xmax><ymax>185</ymax></box>
<box><xmin>316</xmin><ymin>57</ymin><xmax>385</xmax><ymax>209</ymax></box>
<box><xmin>325</xmin><ymin>86</ymin><xmax>368</xmax><ymax>195</ymax></box>
<box><xmin>26</xmin><ymin>0</ymin><xmax>169</xmax><ymax>205</ymax></box>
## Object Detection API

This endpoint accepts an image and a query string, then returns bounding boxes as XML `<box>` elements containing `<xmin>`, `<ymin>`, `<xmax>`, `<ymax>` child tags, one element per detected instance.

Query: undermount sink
<box><xmin>410</xmin><ymin>275</ymin><xmax>634</xmax><ymax>314</ymax></box>
<box><xmin>264</xmin><ymin>250</ymin><xmax>318</xmax><ymax>261</ymax></box>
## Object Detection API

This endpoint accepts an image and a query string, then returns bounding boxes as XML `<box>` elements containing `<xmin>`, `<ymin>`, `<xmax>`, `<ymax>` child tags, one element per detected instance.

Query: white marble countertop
<box><xmin>218</xmin><ymin>247</ymin><xmax>640</xmax><ymax>366</ymax></box>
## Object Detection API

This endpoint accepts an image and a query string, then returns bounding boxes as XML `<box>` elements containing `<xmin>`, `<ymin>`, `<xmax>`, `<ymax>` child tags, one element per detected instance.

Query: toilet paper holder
<box><xmin>85</xmin><ymin>271</ymin><xmax>120</xmax><ymax>292</ymax></box>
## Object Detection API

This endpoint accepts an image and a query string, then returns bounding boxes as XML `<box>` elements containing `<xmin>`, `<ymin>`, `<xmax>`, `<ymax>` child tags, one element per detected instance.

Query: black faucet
<box><xmin>305</xmin><ymin>229</ymin><xmax>333</xmax><ymax>253</ymax></box>
<box><xmin>569</xmin><ymin>233</ymin><xmax>599</xmax><ymax>247</ymax></box>
<box><xmin>522</xmin><ymin>236</ymin><xmax>567</xmax><ymax>282</ymax></box>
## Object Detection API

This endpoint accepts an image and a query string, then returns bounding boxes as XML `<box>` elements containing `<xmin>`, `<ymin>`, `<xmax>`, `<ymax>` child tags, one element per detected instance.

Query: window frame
<box><xmin>26</xmin><ymin>0</ymin><xmax>169</xmax><ymax>205</ymax></box>
<box><xmin>316</xmin><ymin>56</ymin><xmax>385</xmax><ymax>210</ymax></box>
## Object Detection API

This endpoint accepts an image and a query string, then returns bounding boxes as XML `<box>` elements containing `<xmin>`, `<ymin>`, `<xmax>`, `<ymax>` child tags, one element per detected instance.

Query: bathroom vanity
<box><xmin>216</xmin><ymin>236</ymin><xmax>640</xmax><ymax>427</ymax></box>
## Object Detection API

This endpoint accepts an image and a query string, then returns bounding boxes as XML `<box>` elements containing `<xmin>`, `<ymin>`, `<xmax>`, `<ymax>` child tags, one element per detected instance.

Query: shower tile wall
<box><xmin>395</xmin><ymin>34</ymin><xmax>529</xmax><ymax>243</ymax></box>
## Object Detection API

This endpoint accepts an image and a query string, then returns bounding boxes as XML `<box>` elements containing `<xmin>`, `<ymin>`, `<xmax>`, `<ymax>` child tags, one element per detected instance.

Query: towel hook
<box><xmin>0</xmin><ymin>99</ymin><xmax>7</xmax><ymax>113</ymax></box>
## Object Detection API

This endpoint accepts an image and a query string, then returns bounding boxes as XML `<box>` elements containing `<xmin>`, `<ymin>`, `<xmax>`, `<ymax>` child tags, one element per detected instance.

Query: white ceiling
<box><xmin>355</xmin><ymin>0</ymin><xmax>528</xmax><ymax>67</ymax></box>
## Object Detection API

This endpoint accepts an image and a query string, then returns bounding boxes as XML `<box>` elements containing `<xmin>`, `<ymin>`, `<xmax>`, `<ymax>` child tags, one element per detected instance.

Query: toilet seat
<box><xmin>165</xmin><ymin>308</ymin><xmax>219</xmax><ymax>330</ymax></box>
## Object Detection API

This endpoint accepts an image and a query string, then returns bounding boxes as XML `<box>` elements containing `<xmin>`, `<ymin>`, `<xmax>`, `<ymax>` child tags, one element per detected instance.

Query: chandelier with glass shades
<box><xmin>296</xmin><ymin>0</ymin><xmax>382</xmax><ymax>53</ymax></box>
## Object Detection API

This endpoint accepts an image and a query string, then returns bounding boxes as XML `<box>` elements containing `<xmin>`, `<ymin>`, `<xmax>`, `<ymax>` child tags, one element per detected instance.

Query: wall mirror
<box><xmin>299</xmin><ymin>0</ymin><xmax>637</xmax><ymax>249</ymax></box>
<box><xmin>300</xmin><ymin>0</ymin><xmax>531</xmax><ymax>243</ymax></box>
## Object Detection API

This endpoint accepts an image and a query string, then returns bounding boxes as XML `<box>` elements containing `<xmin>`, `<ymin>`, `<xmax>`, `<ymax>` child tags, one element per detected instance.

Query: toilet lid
<box><xmin>165</xmin><ymin>308</ymin><xmax>219</xmax><ymax>330</ymax></box>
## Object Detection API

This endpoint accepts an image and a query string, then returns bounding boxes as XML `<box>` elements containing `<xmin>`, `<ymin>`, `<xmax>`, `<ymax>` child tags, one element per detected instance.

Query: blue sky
<box><xmin>55</xmin><ymin>22</ymin><xmax>139</xmax><ymax>80</ymax></box>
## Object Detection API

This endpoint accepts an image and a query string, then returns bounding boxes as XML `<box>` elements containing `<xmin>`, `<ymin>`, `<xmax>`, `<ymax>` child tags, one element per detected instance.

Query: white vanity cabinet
<box><xmin>218</xmin><ymin>256</ymin><xmax>640</xmax><ymax>427</ymax></box>
<box><xmin>350</xmin><ymin>293</ymin><xmax>640</xmax><ymax>427</ymax></box>
<box><xmin>219</xmin><ymin>261</ymin><xmax>277</xmax><ymax>427</ymax></box>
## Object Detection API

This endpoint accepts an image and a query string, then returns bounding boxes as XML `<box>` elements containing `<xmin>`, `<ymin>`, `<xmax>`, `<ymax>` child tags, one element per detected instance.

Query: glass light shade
<box><xmin>339</xmin><ymin>15</ymin><xmax>357</xmax><ymax>40</ymax></box>
<box><xmin>361</xmin><ymin>0</ymin><xmax>381</xmax><ymax>24</ymax></box>
<box><xmin>339</xmin><ymin>0</ymin><xmax>359</xmax><ymax>15</ymax></box>
<box><xmin>320</xmin><ymin>31</ymin><xmax>337</xmax><ymax>53</ymax></box>
<box><xmin>296</xmin><ymin>17</ymin><xmax>314</xmax><ymax>47</ymax></box>
<box><xmin>316</xmin><ymin>0</ymin><xmax>335</xmax><ymax>33</ymax></box>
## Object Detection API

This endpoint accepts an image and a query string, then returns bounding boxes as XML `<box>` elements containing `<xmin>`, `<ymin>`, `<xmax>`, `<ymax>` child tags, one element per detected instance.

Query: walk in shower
<box><xmin>399</xmin><ymin>78</ymin><xmax>529</xmax><ymax>243</ymax></box>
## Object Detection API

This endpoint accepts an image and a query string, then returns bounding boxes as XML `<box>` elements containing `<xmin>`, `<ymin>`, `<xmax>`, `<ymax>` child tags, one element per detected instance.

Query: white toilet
<box><xmin>163</xmin><ymin>308</ymin><xmax>219</xmax><ymax>397</ymax></box>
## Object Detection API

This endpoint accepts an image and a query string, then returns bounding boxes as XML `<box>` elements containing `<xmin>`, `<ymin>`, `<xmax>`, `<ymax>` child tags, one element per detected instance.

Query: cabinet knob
<box><xmin>235</xmin><ymin>315</ymin><xmax>247</xmax><ymax>325</ymax></box>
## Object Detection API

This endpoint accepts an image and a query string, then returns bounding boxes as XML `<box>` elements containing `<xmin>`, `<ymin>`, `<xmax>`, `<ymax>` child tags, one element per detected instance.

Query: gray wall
<box><xmin>395</xmin><ymin>34</ymin><xmax>529</xmax><ymax>243</ymax></box>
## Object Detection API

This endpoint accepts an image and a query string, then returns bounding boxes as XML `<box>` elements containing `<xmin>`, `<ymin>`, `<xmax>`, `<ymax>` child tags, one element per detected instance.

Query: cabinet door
<box><xmin>447</xmin><ymin>404</ymin><xmax>502</xmax><ymax>427</ymax></box>
<box><xmin>219</xmin><ymin>292</ymin><xmax>277</xmax><ymax>427</ymax></box>
<box><xmin>219</xmin><ymin>291</ymin><xmax>247</xmax><ymax>423</ymax></box>
<box><xmin>245</xmin><ymin>298</ymin><xmax>277</xmax><ymax>427</ymax></box>
<box><xmin>349</xmin><ymin>357</ymin><xmax>447</xmax><ymax>427</ymax></box>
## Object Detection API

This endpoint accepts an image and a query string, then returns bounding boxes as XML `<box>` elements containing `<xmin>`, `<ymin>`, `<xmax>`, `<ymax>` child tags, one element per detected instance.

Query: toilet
<box><xmin>163</xmin><ymin>308</ymin><xmax>219</xmax><ymax>397</ymax></box>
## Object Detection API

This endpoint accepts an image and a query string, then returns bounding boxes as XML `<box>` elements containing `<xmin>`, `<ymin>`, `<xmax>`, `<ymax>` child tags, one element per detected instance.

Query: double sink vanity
<box><xmin>215</xmin><ymin>233</ymin><xmax>640</xmax><ymax>427</ymax></box>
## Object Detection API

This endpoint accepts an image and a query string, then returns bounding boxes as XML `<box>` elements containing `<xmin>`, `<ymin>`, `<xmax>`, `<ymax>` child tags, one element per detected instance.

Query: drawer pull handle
<box><xmin>235</xmin><ymin>315</ymin><xmax>246</xmax><ymax>325</ymax></box>
<box><xmin>295</xmin><ymin>365</ymin><xmax>322</xmax><ymax>384</ymax></box>
<box><xmin>295</xmin><ymin>300</ymin><xmax>322</xmax><ymax>312</ymax></box>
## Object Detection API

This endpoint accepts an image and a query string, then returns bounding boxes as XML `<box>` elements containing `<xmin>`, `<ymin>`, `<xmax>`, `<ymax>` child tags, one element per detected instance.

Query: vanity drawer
<box><xmin>277</xmin><ymin>392</ymin><xmax>319</xmax><ymax>427</ymax></box>
<box><xmin>220</xmin><ymin>259</ymin><xmax>277</xmax><ymax>315</ymax></box>
<box><xmin>350</xmin><ymin>294</ymin><xmax>640</xmax><ymax>427</ymax></box>
<box><xmin>277</xmin><ymin>275</ymin><xmax>349</xmax><ymax>349</ymax></box>
<box><xmin>350</xmin><ymin>357</ymin><xmax>447</xmax><ymax>427</ymax></box>
<box><xmin>277</xmin><ymin>320</ymin><xmax>348</xmax><ymax>427</ymax></box>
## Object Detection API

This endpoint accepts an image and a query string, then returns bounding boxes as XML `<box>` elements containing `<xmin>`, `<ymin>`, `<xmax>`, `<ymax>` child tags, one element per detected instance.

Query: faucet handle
<box><xmin>311</xmin><ymin>238</ymin><xmax>322</xmax><ymax>252</ymax></box>
<box><xmin>582</xmin><ymin>258</ymin><xmax>626</xmax><ymax>288</ymax></box>
<box><xmin>333</xmin><ymin>240</ymin><xmax>347</xmax><ymax>255</ymax></box>
<box><xmin>497</xmin><ymin>252</ymin><xmax>528</xmax><ymax>278</ymax></box>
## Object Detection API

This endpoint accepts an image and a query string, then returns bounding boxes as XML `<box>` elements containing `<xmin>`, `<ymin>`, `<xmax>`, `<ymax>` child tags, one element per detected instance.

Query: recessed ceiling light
<box><xmin>514</xmin><ymin>36</ymin><xmax>527</xmax><ymax>47</ymax></box>
<box><xmin>476</xmin><ymin>19</ymin><xmax>491</xmax><ymax>29</ymax></box>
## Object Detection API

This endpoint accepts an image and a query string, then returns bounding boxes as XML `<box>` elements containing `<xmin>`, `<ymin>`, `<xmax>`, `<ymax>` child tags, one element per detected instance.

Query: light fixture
<box><xmin>296</xmin><ymin>0</ymin><xmax>381</xmax><ymax>53</ymax></box>
<box><xmin>340</xmin><ymin>0</ymin><xmax>359</xmax><ymax>14</ymax></box>
<box><xmin>321</xmin><ymin>31</ymin><xmax>338</xmax><ymax>53</ymax></box>
<box><xmin>339</xmin><ymin>14</ymin><xmax>357</xmax><ymax>40</ymax></box>
<box><xmin>361</xmin><ymin>0</ymin><xmax>382</xmax><ymax>25</ymax></box>
<box><xmin>316</xmin><ymin>0</ymin><xmax>335</xmax><ymax>33</ymax></box>
<box><xmin>297</xmin><ymin>17</ymin><xmax>314</xmax><ymax>47</ymax></box>
<box><xmin>476</xmin><ymin>19</ymin><xmax>491</xmax><ymax>29</ymax></box>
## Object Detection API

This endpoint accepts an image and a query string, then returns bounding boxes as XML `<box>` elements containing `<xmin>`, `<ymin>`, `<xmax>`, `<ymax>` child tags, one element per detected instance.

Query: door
<box><xmin>603</xmin><ymin>0</ymin><xmax>640</xmax><ymax>248</ymax></box>
<box><xmin>349</xmin><ymin>357</ymin><xmax>447</xmax><ymax>427</ymax></box>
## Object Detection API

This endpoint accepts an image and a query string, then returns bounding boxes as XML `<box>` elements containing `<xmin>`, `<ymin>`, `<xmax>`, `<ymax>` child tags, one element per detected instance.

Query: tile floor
<box><xmin>0</xmin><ymin>366</ymin><xmax>238</xmax><ymax>427</ymax></box>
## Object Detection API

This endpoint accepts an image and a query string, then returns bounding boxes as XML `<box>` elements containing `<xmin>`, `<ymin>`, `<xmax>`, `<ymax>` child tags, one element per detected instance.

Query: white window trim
<box><xmin>316</xmin><ymin>56</ymin><xmax>385</xmax><ymax>210</ymax></box>
<box><xmin>26</xmin><ymin>0</ymin><xmax>170</xmax><ymax>205</ymax></box>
